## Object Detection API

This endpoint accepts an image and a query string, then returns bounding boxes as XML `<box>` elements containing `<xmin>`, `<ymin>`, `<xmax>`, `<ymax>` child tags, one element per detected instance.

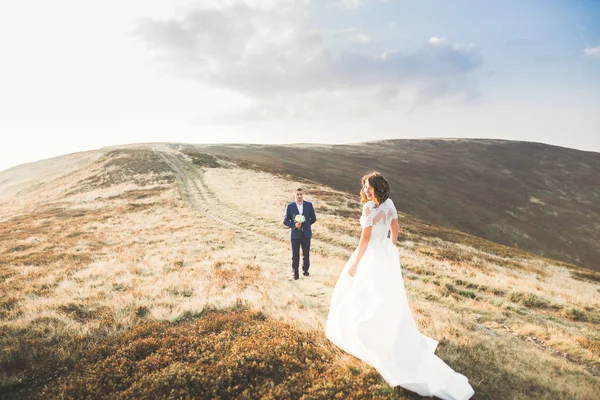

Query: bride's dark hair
<box><xmin>360</xmin><ymin>171</ymin><xmax>390</xmax><ymax>205</ymax></box>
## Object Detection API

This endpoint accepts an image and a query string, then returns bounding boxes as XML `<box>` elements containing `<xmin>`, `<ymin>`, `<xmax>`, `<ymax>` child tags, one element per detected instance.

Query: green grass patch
<box><xmin>508</xmin><ymin>292</ymin><xmax>559</xmax><ymax>310</ymax></box>
<box><xmin>570</xmin><ymin>269</ymin><xmax>600</xmax><ymax>284</ymax></box>
<box><xmin>444</xmin><ymin>283</ymin><xmax>478</xmax><ymax>300</ymax></box>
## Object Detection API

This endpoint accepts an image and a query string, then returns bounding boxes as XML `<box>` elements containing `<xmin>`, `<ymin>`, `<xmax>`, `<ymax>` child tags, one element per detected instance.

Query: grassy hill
<box><xmin>0</xmin><ymin>144</ymin><xmax>598</xmax><ymax>399</ymax></box>
<box><xmin>183</xmin><ymin>139</ymin><xmax>600</xmax><ymax>272</ymax></box>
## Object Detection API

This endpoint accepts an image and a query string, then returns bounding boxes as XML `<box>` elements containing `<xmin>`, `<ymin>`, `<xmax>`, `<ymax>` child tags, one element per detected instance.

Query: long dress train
<box><xmin>325</xmin><ymin>199</ymin><xmax>474</xmax><ymax>400</ymax></box>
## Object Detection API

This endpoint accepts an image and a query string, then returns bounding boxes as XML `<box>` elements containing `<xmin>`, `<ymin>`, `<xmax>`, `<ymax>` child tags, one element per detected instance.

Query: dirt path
<box><xmin>154</xmin><ymin>146</ymin><xmax>347</xmax><ymax>322</ymax></box>
<box><xmin>158</xmin><ymin>150</ymin><xmax>267</xmax><ymax>239</ymax></box>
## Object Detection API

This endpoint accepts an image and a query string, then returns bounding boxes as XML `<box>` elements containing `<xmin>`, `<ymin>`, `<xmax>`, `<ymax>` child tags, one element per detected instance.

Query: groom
<box><xmin>282</xmin><ymin>188</ymin><xmax>317</xmax><ymax>280</ymax></box>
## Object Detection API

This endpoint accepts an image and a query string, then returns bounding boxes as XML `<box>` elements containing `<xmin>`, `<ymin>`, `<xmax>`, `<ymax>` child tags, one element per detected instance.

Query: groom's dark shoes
<box><xmin>303</xmin><ymin>271</ymin><xmax>309</xmax><ymax>277</ymax></box>
<box><xmin>291</xmin><ymin>236</ymin><xmax>311</xmax><ymax>280</ymax></box>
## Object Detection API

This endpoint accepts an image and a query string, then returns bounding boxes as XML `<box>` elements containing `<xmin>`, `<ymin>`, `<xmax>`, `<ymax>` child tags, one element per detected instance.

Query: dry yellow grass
<box><xmin>0</xmin><ymin>144</ymin><xmax>598</xmax><ymax>399</ymax></box>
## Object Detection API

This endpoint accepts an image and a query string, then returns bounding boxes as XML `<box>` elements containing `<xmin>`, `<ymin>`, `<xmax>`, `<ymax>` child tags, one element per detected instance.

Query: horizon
<box><xmin>1</xmin><ymin>0</ymin><xmax>599</xmax><ymax>172</ymax></box>
<box><xmin>4</xmin><ymin>136</ymin><xmax>600</xmax><ymax>173</ymax></box>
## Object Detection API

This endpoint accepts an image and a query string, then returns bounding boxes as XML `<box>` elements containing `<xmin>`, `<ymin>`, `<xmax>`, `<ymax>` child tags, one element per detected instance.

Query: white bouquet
<box><xmin>294</xmin><ymin>214</ymin><xmax>306</xmax><ymax>229</ymax></box>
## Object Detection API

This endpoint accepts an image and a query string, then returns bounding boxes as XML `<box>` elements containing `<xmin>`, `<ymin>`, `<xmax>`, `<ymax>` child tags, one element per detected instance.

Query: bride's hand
<box><xmin>348</xmin><ymin>263</ymin><xmax>358</xmax><ymax>277</ymax></box>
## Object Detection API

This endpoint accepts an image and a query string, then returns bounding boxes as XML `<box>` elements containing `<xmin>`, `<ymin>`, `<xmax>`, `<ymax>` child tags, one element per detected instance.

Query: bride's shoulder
<box><xmin>363</xmin><ymin>200</ymin><xmax>376</xmax><ymax>209</ymax></box>
<box><xmin>385</xmin><ymin>198</ymin><xmax>395</xmax><ymax>206</ymax></box>
<box><xmin>362</xmin><ymin>201</ymin><xmax>376</xmax><ymax>213</ymax></box>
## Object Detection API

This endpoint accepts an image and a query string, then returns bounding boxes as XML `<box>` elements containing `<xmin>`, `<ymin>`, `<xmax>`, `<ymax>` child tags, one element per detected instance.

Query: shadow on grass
<box><xmin>3</xmin><ymin>305</ymin><xmax>598</xmax><ymax>400</ymax></box>
<box><xmin>2</xmin><ymin>304</ymin><xmax>390</xmax><ymax>400</ymax></box>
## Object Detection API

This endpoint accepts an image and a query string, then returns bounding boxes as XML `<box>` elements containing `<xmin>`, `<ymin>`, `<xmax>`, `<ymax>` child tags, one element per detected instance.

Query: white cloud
<box><xmin>356</xmin><ymin>33</ymin><xmax>370</xmax><ymax>43</ymax></box>
<box><xmin>327</xmin><ymin>28</ymin><xmax>370</xmax><ymax>44</ymax></box>
<box><xmin>330</xmin><ymin>0</ymin><xmax>363</xmax><ymax>9</ymax></box>
<box><xmin>329</xmin><ymin>0</ymin><xmax>389</xmax><ymax>9</ymax></box>
<box><xmin>376</xmin><ymin>49</ymin><xmax>398</xmax><ymax>61</ymax></box>
<box><xmin>428</xmin><ymin>36</ymin><xmax>447</xmax><ymax>46</ymax></box>
<box><xmin>136</xmin><ymin>2</ymin><xmax>483</xmax><ymax>122</ymax></box>
<box><xmin>136</xmin><ymin>2</ymin><xmax>334</xmax><ymax>96</ymax></box>
<box><xmin>584</xmin><ymin>46</ymin><xmax>600</xmax><ymax>58</ymax></box>
<box><xmin>429</xmin><ymin>36</ymin><xmax>476</xmax><ymax>51</ymax></box>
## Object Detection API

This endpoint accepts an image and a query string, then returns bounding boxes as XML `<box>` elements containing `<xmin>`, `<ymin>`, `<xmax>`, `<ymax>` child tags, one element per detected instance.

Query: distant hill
<box><xmin>182</xmin><ymin>139</ymin><xmax>600</xmax><ymax>271</ymax></box>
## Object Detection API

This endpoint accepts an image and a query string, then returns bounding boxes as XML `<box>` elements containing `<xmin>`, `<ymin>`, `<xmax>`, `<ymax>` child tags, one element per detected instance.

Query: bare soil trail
<box><xmin>154</xmin><ymin>145</ymin><xmax>349</xmax><ymax>323</ymax></box>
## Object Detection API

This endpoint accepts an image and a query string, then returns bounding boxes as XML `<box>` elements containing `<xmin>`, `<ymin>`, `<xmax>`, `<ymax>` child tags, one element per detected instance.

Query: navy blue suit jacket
<box><xmin>282</xmin><ymin>201</ymin><xmax>317</xmax><ymax>239</ymax></box>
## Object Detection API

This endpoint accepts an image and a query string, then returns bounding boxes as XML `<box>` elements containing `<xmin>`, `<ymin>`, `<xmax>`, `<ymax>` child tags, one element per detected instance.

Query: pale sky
<box><xmin>1</xmin><ymin>0</ymin><xmax>599</xmax><ymax>172</ymax></box>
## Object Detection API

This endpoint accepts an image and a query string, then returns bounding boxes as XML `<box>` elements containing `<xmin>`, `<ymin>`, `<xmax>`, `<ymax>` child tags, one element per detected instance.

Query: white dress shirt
<box><xmin>296</xmin><ymin>201</ymin><xmax>304</xmax><ymax>215</ymax></box>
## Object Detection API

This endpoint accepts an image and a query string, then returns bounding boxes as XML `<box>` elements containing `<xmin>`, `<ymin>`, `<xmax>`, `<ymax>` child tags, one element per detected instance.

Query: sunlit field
<box><xmin>1</xmin><ymin>144</ymin><xmax>598</xmax><ymax>399</ymax></box>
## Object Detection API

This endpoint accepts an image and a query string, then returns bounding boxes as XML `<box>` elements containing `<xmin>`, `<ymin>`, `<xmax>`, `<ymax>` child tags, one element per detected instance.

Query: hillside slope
<box><xmin>181</xmin><ymin>139</ymin><xmax>600</xmax><ymax>271</ymax></box>
<box><xmin>0</xmin><ymin>144</ymin><xmax>598</xmax><ymax>399</ymax></box>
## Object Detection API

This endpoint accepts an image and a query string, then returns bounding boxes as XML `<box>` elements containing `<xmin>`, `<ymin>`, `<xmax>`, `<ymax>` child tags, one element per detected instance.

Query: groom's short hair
<box><xmin>296</xmin><ymin>187</ymin><xmax>303</xmax><ymax>192</ymax></box>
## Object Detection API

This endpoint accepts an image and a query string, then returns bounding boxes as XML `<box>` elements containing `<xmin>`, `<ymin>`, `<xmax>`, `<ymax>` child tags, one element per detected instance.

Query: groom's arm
<box><xmin>309</xmin><ymin>203</ymin><xmax>317</xmax><ymax>225</ymax></box>
<box><xmin>282</xmin><ymin>205</ymin><xmax>294</xmax><ymax>228</ymax></box>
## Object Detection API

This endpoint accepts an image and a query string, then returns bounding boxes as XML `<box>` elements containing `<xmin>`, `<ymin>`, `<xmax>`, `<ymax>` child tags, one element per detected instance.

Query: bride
<box><xmin>325</xmin><ymin>172</ymin><xmax>474</xmax><ymax>400</ymax></box>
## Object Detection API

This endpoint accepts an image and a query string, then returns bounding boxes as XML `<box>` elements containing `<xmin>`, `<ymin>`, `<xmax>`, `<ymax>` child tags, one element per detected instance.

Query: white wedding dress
<box><xmin>326</xmin><ymin>199</ymin><xmax>474</xmax><ymax>400</ymax></box>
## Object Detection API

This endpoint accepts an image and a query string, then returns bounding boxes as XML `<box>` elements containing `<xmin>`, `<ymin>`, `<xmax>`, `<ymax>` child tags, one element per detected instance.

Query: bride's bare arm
<box><xmin>349</xmin><ymin>226</ymin><xmax>372</xmax><ymax>276</ymax></box>
<box><xmin>390</xmin><ymin>219</ymin><xmax>399</xmax><ymax>245</ymax></box>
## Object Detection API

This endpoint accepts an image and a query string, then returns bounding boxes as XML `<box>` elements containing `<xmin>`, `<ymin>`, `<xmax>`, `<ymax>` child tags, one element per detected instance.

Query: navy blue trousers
<box><xmin>291</xmin><ymin>235</ymin><xmax>311</xmax><ymax>275</ymax></box>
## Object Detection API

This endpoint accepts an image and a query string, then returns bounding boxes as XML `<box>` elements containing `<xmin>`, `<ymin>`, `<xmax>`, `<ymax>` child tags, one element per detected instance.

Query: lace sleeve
<box><xmin>360</xmin><ymin>202</ymin><xmax>374</xmax><ymax>228</ymax></box>
<box><xmin>389</xmin><ymin>199</ymin><xmax>398</xmax><ymax>219</ymax></box>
